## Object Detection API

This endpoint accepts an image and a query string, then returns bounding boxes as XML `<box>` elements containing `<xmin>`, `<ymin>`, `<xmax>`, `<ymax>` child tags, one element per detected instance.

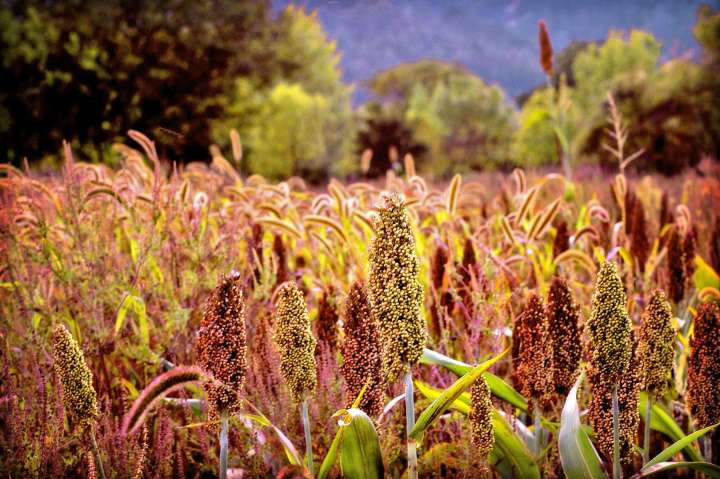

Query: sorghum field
<box><xmin>1</xmin><ymin>128</ymin><xmax>720</xmax><ymax>478</ymax></box>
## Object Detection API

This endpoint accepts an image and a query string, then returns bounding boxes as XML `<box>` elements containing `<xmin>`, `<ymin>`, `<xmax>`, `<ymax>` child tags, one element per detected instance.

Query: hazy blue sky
<box><xmin>276</xmin><ymin>0</ymin><xmax>716</xmax><ymax>100</ymax></box>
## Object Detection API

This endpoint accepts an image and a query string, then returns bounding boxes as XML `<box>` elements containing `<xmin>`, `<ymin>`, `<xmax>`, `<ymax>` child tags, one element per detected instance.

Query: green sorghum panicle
<box><xmin>546</xmin><ymin>276</ymin><xmax>581</xmax><ymax>397</ymax></box>
<box><xmin>273</xmin><ymin>281</ymin><xmax>317</xmax><ymax>403</ymax></box>
<box><xmin>52</xmin><ymin>324</ymin><xmax>98</xmax><ymax>429</ymax></box>
<box><xmin>469</xmin><ymin>376</ymin><xmax>495</xmax><ymax>459</ymax></box>
<box><xmin>586</xmin><ymin>260</ymin><xmax>632</xmax><ymax>386</ymax></box>
<box><xmin>196</xmin><ymin>272</ymin><xmax>247</xmax><ymax>421</ymax></box>
<box><xmin>340</xmin><ymin>280</ymin><xmax>384</xmax><ymax>417</ymax></box>
<box><xmin>687</xmin><ymin>301</ymin><xmax>720</xmax><ymax>429</ymax></box>
<box><xmin>637</xmin><ymin>289</ymin><xmax>675</xmax><ymax>399</ymax></box>
<box><xmin>369</xmin><ymin>193</ymin><xmax>426</xmax><ymax>383</ymax></box>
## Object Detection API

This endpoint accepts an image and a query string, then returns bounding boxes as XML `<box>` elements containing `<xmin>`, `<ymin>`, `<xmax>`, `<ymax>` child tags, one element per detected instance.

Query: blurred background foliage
<box><xmin>1</xmin><ymin>1</ymin><xmax>719</xmax><ymax>179</ymax></box>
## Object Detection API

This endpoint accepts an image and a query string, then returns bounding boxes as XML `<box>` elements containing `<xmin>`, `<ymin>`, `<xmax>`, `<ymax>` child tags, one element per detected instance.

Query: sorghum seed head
<box><xmin>273</xmin><ymin>282</ymin><xmax>317</xmax><ymax>403</ymax></box>
<box><xmin>369</xmin><ymin>193</ymin><xmax>426</xmax><ymax>383</ymax></box>
<box><xmin>687</xmin><ymin>301</ymin><xmax>720</xmax><ymax>429</ymax></box>
<box><xmin>52</xmin><ymin>324</ymin><xmax>98</xmax><ymax>428</ymax></box>
<box><xmin>340</xmin><ymin>281</ymin><xmax>384</xmax><ymax>417</ymax></box>
<box><xmin>629</xmin><ymin>197</ymin><xmax>650</xmax><ymax>272</ymax></box>
<box><xmin>469</xmin><ymin>376</ymin><xmax>495</xmax><ymax>459</ymax></box>
<box><xmin>666</xmin><ymin>227</ymin><xmax>686</xmax><ymax>304</ymax></box>
<box><xmin>538</xmin><ymin>20</ymin><xmax>553</xmax><ymax>75</ymax></box>
<box><xmin>316</xmin><ymin>286</ymin><xmax>339</xmax><ymax>350</ymax></box>
<box><xmin>546</xmin><ymin>276</ymin><xmax>581</xmax><ymax>397</ymax></box>
<box><xmin>586</xmin><ymin>261</ymin><xmax>632</xmax><ymax>386</ymax></box>
<box><xmin>196</xmin><ymin>271</ymin><xmax>247</xmax><ymax>420</ymax></box>
<box><xmin>512</xmin><ymin>294</ymin><xmax>549</xmax><ymax>401</ymax></box>
<box><xmin>552</xmin><ymin>221</ymin><xmax>570</xmax><ymax>259</ymax></box>
<box><xmin>637</xmin><ymin>290</ymin><xmax>675</xmax><ymax>399</ymax></box>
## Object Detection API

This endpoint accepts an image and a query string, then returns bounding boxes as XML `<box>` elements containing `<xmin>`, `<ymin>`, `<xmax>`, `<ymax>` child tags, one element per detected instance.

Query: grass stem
<box><xmin>642</xmin><ymin>395</ymin><xmax>652</xmax><ymax>464</ymax></box>
<box><xmin>90</xmin><ymin>428</ymin><xmax>106</xmax><ymax>479</ymax></box>
<box><xmin>405</xmin><ymin>369</ymin><xmax>418</xmax><ymax>479</ymax></box>
<box><xmin>612</xmin><ymin>383</ymin><xmax>621</xmax><ymax>479</ymax></box>
<box><xmin>219</xmin><ymin>415</ymin><xmax>229</xmax><ymax>479</ymax></box>
<box><xmin>302</xmin><ymin>398</ymin><xmax>314</xmax><ymax>475</ymax></box>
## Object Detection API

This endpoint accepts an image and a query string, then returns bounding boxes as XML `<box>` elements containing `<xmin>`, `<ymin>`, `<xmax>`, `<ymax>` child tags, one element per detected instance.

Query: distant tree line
<box><xmin>1</xmin><ymin>1</ymin><xmax>718</xmax><ymax>178</ymax></box>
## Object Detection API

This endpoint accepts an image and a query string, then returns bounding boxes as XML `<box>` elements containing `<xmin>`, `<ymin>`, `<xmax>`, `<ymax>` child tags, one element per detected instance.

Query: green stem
<box><xmin>219</xmin><ymin>415</ymin><xmax>229</xmax><ymax>479</ymax></box>
<box><xmin>302</xmin><ymin>398</ymin><xmax>314</xmax><ymax>475</ymax></box>
<box><xmin>405</xmin><ymin>369</ymin><xmax>418</xmax><ymax>479</ymax></box>
<box><xmin>90</xmin><ymin>428</ymin><xmax>106</xmax><ymax>479</ymax></box>
<box><xmin>612</xmin><ymin>383</ymin><xmax>621</xmax><ymax>479</ymax></box>
<box><xmin>643</xmin><ymin>395</ymin><xmax>652</xmax><ymax>464</ymax></box>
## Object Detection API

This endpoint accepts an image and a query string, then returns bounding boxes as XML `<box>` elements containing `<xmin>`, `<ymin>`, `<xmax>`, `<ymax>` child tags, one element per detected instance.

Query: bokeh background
<box><xmin>1</xmin><ymin>0</ymin><xmax>719</xmax><ymax>179</ymax></box>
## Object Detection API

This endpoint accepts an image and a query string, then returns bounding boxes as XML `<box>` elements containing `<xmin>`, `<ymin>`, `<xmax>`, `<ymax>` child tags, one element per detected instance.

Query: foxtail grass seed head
<box><xmin>513</xmin><ymin>294</ymin><xmax>549</xmax><ymax>402</ymax></box>
<box><xmin>586</xmin><ymin>261</ymin><xmax>632</xmax><ymax>386</ymax></box>
<box><xmin>469</xmin><ymin>376</ymin><xmax>495</xmax><ymax>459</ymax></box>
<box><xmin>369</xmin><ymin>193</ymin><xmax>426</xmax><ymax>383</ymax></box>
<box><xmin>637</xmin><ymin>290</ymin><xmax>675</xmax><ymax>399</ymax></box>
<box><xmin>273</xmin><ymin>282</ymin><xmax>317</xmax><ymax>403</ymax></box>
<box><xmin>340</xmin><ymin>281</ymin><xmax>384</xmax><ymax>417</ymax></box>
<box><xmin>196</xmin><ymin>272</ymin><xmax>247</xmax><ymax>420</ymax></box>
<box><xmin>546</xmin><ymin>276</ymin><xmax>581</xmax><ymax>397</ymax></box>
<box><xmin>52</xmin><ymin>324</ymin><xmax>98</xmax><ymax>429</ymax></box>
<box><xmin>538</xmin><ymin>20</ymin><xmax>553</xmax><ymax>76</ymax></box>
<box><xmin>687</xmin><ymin>302</ymin><xmax>720</xmax><ymax>429</ymax></box>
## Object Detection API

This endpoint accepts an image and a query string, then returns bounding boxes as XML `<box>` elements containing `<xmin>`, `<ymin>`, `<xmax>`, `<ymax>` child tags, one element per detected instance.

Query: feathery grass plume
<box><xmin>687</xmin><ymin>302</ymin><xmax>720</xmax><ymax>429</ymax></box>
<box><xmin>538</xmin><ymin>20</ymin><xmax>553</xmax><ymax>76</ymax></box>
<box><xmin>340</xmin><ymin>281</ymin><xmax>384</xmax><ymax>417</ymax></box>
<box><xmin>629</xmin><ymin>196</ymin><xmax>650</xmax><ymax>272</ymax></box>
<box><xmin>469</xmin><ymin>376</ymin><xmax>495</xmax><ymax>459</ymax></box>
<box><xmin>52</xmin><ymin>324</ymin><xmax>98</xmax><ymax>429</ymax></box>
<box><xmin>637</xmin><ymin>290</ymin><xmax>675</xmax><ymax>399</ymax></box>
<box><xmin>315</xmin><ymin>286</ymin><xmax>339</xmax><ymax>350</ymax></box>
<box><xmin>512</xmin><ymin>294</ymin><xmax>549</xmax><ymax>403</ymax></box>
<box><xmin>369</xmin><ymin>193</ymin><xmax>426</xmax><ymax>383</ymax></box>
<box><xmin>588</xmin><ymin>341</ymin><xmax>641</xmax><ymax>464</ymax></box>
<box><xmin>273</xmin><ymin>282</ymin><xmax>317</xmax><ymax>403</ymax></box>
<box><xmin>546</xmin><ymin>276</ymin><xmax>581</xmax><ymax>397</ymax></box>
<box><xmin>586</xmin><ymin>261</ymin><xmax>632</xmax><ymax>387</ymax></box>
<box><xmin>666</xmin><ymin>227</ymin><xmax>686</xmax><ymax>304</ymax></box>
<box><xmin>196</xmin><ymin>272</ymin><xmax>247</xmax><ymax>422</ymax></box>
<box><xmin>552</xmin><ymin>221</ymin><xmax>570</xmax><ymax>259</ymax></box>
<box><xmin>711</xmin><ymin>215</ymin><xmax>720</xmax><ymax>273</ymax></box>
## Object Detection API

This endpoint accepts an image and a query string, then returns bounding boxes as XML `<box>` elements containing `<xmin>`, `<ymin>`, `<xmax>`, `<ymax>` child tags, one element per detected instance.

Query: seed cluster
<box><xmin>666</xmin><ymin>225</ymin><xmax>696</xmax><ymax>304</ymax></box>
<box><xmin>369</xmin><ymin>194</ymin><xmax>426</xmax><ymax>383</ymax></box>
<box><xmin>586</xmin><ymin>261</ymin><xmax>632</xmax><ymax>386</ymax></box>
<box><xmin>637</xmin><ymin>290</ymin><xmax>675</xmax><ymax>399</ymax></box>
<box><xmin>512</xmin><ymin>294</ymin><xmax>549</xmax><ymax>402</ymax></box>
<box><xmin>52</xmin><ymin>324</ymin><xmax>98</xmax><ymax>429</ymax></box>
<box><xmin>469</xmin><ymin>376</ymin><xmax>495</xmax><ymax>459</ymax></box>
<box><xmin>196</xmin><ymin>272</ymin><xmax>247</xmax><ymax>421</ymax></box>
<box><xmin>687</xmin><ymin>302</ymin><xmax>720</xmax><ymax>429</ymax></box>
<box><xmin>340</xmin><ymin>281</ymin><xmax>384</xmax><ymax>417</ymax></box>
<box><xmin>273</xmin><ymin>282</ymin><xmax>317</xmax><ymax>403</ymax></box>
<box><xmin>545</xmin><ymin>276</ymin><xmax>581</xmax><ymax>397</ymax></box>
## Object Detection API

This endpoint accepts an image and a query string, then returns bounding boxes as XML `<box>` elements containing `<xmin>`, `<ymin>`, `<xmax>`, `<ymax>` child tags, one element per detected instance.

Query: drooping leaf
<box><xmin>694</xmin><ymin>255</ymin><xmax>720</xmax><ymax>291</ymax></box>
<box><xmin>558</xmin><ymin>373</ymin><xmax>606</xmax><ymax>479</ymax></box>
<box><xmin>420</xmin><ymin>348</ymin><xmax>527</xmax><ymax>411</ymax></box>
<box><xmin>631</xmin><ymin>461</ymin><xmax>720</xmax><ymax>478</ymax></box>
<box><xmin>410</xmin><ymin>349</ymin><xmax>507</xmax><ymax>442</ymax></box>
<box><xmin>643</xmin><ymin>422</ymin><xmax>719</xmax><ymax>469</ymax></box>
<box><xmin>239</xmin><ymin>410</ymin><xmax>302</xmax><ymax>466</ymax></box>
<box><xmin>318</xmin><ymin>408</ymin><xmax>383</xmax><ymax>479</ymax></box>
<box><xmin>638</xmin><ymin>392</ymin><xmax>704</xmax><ymax>462</ymax></box>
<box><xmin>115</xmin><ymin>294</ymin><xmax>149</xmax><ymax>344</ymax></box>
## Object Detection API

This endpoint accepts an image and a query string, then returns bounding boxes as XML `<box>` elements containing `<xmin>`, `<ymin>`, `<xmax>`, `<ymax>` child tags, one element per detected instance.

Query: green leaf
<box><xmin>644</xmin><ymin>422</ymin><xmax>719</xmax><ymax>469</ymax></box>
<box><xmin>318</xmin><ymin>408</ymin><xmax>383</xmax><ymax>479</ymax></box>
<box><xmin>239</xmin><ymin>410</ymin><xmax>302</xmax><ymax>466</ymax></box>
<box><xmin>420</xmin><ymin>348</ymin><xmax>527</xmax><ymax>411</ymax></box>
<box><xmin>114</xmin><ymin>294</ymin><xmax>149</xmax><ymax>345</ymax></box>
<box><xmin>558</xmin><ymin>372</ymin><xmax>607</xmax><ymax>479</ymax></box>
<box><xmin>638</xmin><ymin>392</ymin><xmax>704</xmax><ymax>462</ymax></box>
<box><xmin>410</xmin><ymin>349</ymin><xmax>507</xmax><ymax>442</ymax></box>
<box><xmin>414</xmin><ymin>381</ymin><xmax>539</xmax><ymax>479</ymax></box>
<box><xmin>694</xmin><ymin>255</ymin><xmax>720</xmax><ymax>291</ymax></box>
<box><xmin>631</xmin><ymin>461</ymin><xmax>720</xmax><ymax>478</ymax></box>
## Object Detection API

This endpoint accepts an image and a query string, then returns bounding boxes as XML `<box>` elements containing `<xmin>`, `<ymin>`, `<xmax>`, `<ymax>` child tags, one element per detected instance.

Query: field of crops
<box><xmin>1</xmin><ymin>131</ymin><xmax>720</xmax><ymax>478</ymax></box>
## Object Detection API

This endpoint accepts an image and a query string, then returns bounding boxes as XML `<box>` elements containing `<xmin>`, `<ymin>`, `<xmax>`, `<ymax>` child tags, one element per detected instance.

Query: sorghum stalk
<box><xmin>196</xmin><ymin>272</ymin><xmax>247</xmax><ymax>478</ymax></box>
<box><xmin>90</xmin><ymin>429</ymin><xmax>106</xmax><ymax>479</ymax></box>
<box><xmin>272</xmin><ymin>282</ymin><xmax>317</xmax><ymax>473</ymax></box>
<box><xmin>369</xmin><ymin>194</ymin><xmax>426</xmax><ymax>479</ymax></box>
